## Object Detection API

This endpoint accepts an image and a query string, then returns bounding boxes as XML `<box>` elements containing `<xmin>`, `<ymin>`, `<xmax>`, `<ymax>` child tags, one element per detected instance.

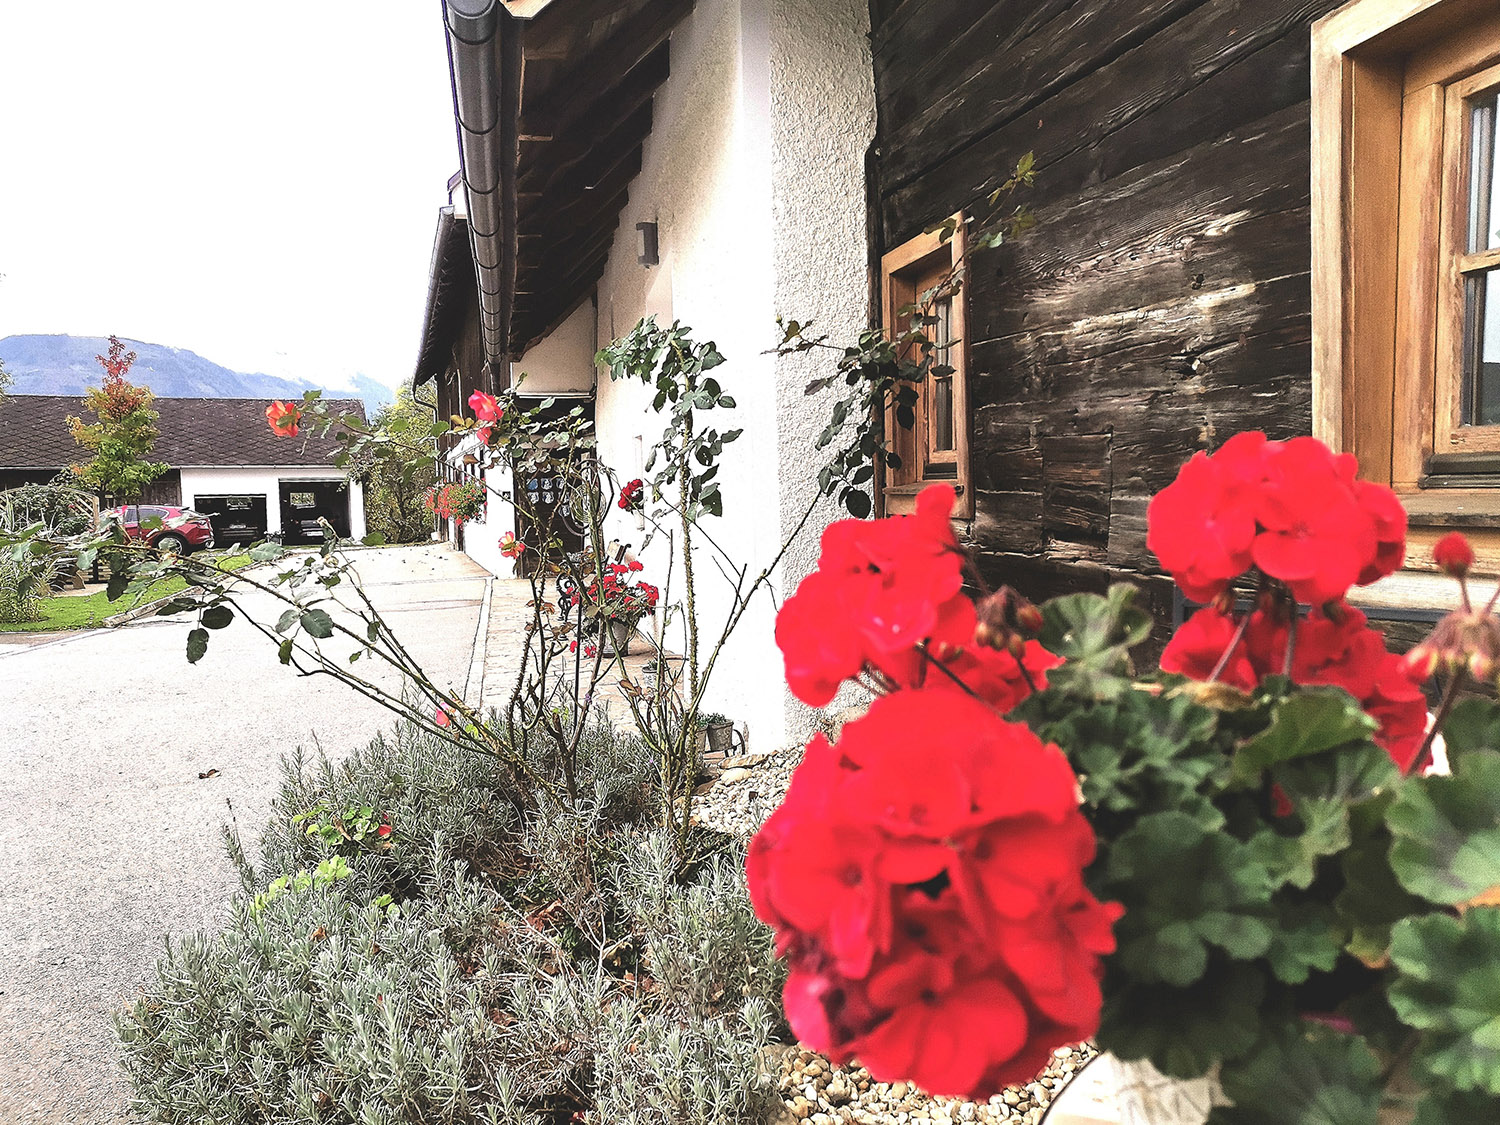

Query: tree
<box><xmin>347</xmin><ymin>387</ymin><xmax>438</xmax><ymax>543</ymax></box>
<box><xmin>66</xmin><ymin>336</ymin><xmax>169</xmax><ymax>503</ymax></box>
<box><xmin>0</xmin><ymin>357</ymin><xmax>12</xmax><ymax>404</ymax></box>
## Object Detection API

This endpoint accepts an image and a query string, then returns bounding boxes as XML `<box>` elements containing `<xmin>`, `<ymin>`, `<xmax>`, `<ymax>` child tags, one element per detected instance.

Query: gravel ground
<box><xmin>694</xmin><ymin>743</ymin><xmax>1097</xmax><ymax>1125</ymax></box>
<box><xmin>0</xmin><ymin>545</ymin><xmax>488</xmax><ymax>1125</ymax></box>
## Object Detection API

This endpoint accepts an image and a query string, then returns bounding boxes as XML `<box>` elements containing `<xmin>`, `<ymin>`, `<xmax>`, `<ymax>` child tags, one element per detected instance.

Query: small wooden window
<box><xmin>1313</xmin><ymin>0</ymin><xmax>1500</xmax><ymax>563</ymax></box>
<box><xmin>879</xmin><ymin>214</ymin><xmax>972</xmax><ymax>517</ymax></box>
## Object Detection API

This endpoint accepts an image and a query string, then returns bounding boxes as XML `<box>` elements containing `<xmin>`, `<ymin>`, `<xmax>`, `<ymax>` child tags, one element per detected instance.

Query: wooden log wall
<box><xmin>870</xmin><ymin>0</ymin><xmax>1345</xmax><ymax>638</ymax></box>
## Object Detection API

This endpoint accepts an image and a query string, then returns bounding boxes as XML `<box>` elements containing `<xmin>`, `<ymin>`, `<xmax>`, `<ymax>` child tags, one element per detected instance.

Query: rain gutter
<box><xmin>441</xmin><ymin>0</ymin><xmax>523</xmax><ymax>391</ymax></box>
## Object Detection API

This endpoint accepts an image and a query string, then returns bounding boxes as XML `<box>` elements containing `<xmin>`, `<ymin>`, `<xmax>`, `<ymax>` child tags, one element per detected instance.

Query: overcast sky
<box><xmin>0</xmin><ymin>2</ymin><xmax>458</xmax><ymax>392</ymax></box>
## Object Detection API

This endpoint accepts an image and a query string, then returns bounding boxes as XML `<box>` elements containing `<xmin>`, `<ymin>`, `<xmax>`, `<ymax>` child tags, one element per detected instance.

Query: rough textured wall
<box><xmin>592</xmin><ymin>0</ymin><xmax>785</xmax><ymax>743</ymax></box>
<box><xmin>770</xmin><ymin>0</ymin><xmax>876</xmax><ymax>739</ymax></box>
<box><xmin>869</xmin><ymin>0</ymin><xmax>1344</xmax><ymax>634</ymax></box>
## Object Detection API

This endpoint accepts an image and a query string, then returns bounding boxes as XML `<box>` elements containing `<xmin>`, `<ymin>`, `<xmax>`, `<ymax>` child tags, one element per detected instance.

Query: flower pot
<box><xmin>602</xmin><ymin>619</ymin><xmax>633</xmax><ymax>656</ymax></box>
<box><xmin>1042</xmin><ymin>1053</ymin><xmax>1225</xmax><ymax>1125</ymax></box>
<box><xmin>706</xmin><ymin>721</ymin><xmax>735</xmax><ymax>755</ymax></box>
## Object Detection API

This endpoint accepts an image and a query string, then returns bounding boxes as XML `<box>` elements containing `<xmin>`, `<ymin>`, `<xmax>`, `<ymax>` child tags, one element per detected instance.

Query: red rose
<box><xmin>266</xmin><ymin>400</ymin><xmax>301</xmax><ymax>437</ymax></box>
<box><xmin>619</xmin><ymin>478</ymin><xmax>645</xmax><ymax>511</ymax></box>
<box><xmin>468</xmin><ymin>389</ymin><xmax>502</xmax><ymax>423</ymax></box>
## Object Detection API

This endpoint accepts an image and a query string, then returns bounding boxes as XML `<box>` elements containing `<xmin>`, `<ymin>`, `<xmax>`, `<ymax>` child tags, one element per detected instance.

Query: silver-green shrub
<box><xmin>120</xmin><ymin>715</ymin><xmax>784</xmax><ymax>1124</ymax></box>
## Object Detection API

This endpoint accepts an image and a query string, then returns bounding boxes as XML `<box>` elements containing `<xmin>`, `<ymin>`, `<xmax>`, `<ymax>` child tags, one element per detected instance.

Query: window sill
<box><xmin>1398</xmin><ymin>488</ymin><xmax>1500</xmax><ymax>528</ymax></box>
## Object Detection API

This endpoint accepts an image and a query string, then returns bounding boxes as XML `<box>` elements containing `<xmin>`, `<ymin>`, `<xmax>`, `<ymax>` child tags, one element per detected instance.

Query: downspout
<box><xmin>442</xmin><ymin>0</ymin><xmax>523</xmax><ymax>392</ymax></box>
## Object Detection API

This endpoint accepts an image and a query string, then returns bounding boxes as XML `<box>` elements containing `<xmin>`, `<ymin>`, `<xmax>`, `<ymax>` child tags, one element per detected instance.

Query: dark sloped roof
<box><xmin>0</xmin><ymin>395</ymin><xmax>367</xmax><ymax>470</ymax></box>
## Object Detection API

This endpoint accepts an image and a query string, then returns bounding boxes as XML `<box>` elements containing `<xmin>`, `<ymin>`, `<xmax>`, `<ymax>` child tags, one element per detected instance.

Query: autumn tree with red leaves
<box><xmin>66</xmin><ymin>335</ymin><xmax>169</xmax><ymax>503</ymax></box>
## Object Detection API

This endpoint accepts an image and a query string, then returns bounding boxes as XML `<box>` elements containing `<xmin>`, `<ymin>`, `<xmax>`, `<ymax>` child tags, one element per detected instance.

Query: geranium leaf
<box><xmin>1037</xmin><ymin>584</ymin><xmax>1152</xmax><ymax>700</ymax></box>
<box><xmin>1262</xmin><ymin>901</ymin><xmax>1341</xmax><ymax>984</ymax></box>
<box><xmin>1099</xmin><ymin>963</ymin><xmax>1266</xmax><ymax>1079</ymax></box>
<box><xmin>1438</xmin><ymin>698</ymin><xmax>1500</xmax><ymax>768</ymax></box>
<box><xmin>1389</xmin><ymin>907</ymin><xmax>1500</xmax><ymax>1096</ymax></box>
<box><xmin>1387</xmin><ymin>751</ymin><xmax>1500</xmax><ymax>906</ymax></box>
<box><xmin>1232</xmin><ymin>690</ymin><xmax>1380</xmax><ymax>786</ymax></box>
<box><xmin>1412</xmin><ymin>1089</ymin><xmax>1500</xmax><ymax>1125</ymax></box>
<box><xmin>1104</xmin><ymin>812</ymin><xmax>1273</xmax><ymax>986</ymax></box>
<box><xmin>1250</xmin><ymin>799</ymin><xmax>1350</xmax><ymax>891</ymax></box>
<box><xmin>1211</xmin><ymin>1024</ymin><xmax>1382</xmax><ymax>1124</ymax></box>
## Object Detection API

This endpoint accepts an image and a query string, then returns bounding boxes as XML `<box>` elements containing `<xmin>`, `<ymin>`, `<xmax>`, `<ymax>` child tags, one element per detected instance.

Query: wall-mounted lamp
<box><xmin>635</xmin><ymin>220</ymin><xmax>659</xmax><ymax>267</ymax></box>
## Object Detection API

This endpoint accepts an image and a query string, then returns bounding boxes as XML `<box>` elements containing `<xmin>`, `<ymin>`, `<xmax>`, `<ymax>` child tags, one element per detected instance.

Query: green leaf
<box><xmin>1232</xmin><ymin>690</ymin><xmax>1382</xmax><ymax>786</ymax></box>
<box><xmin>275</xmin><ymin>608</ymin><xmax>299</xmax><ymax>634</ymax></box>
<box><xmin>200</xmin><ymin>605</ymin><xmax>233</xmax><ymax>630</ymax></box>
<box><xmin>1388</xmin><ymin>750</ymin><xmax>1500</xmax><ymax>905</ymax></box>
<box><xmin>1210</xmin><ymin>1024</ymin><xmax>1382</xmax><ymax>1124</ymax></box>
<box><xmin>186</xmin><ymin>628</ymin><xmax>209</xmax><ymax>664</ymax></box>
<box><xmin>1390</xmin><ymin>907</ymin><xmax>1500</xmax><ymax>1095</ymax></box>
<box><xmin>1099</xmin><ymin>963</ymin><xmax>1267</xmax><ymax>1079</ymax></box>
<box><xmin>106</xmin><ymin>571</ymin><xmax>130</xmax><ymax>602</ymax></box>
<box><xmin>360</xmin><ymin>531</ymin><xmax>387</xmax><ymax>546</ymax></box>
<box><xmin>1104</xmin><ymin>812</ymin><xmax>1274</xmax><ymax>986</ymax></box>
<box><xmin>1037</xmin><ymin>584</ymin><xmax>1152</xmax><ymax>700</ymax></box>
<box><xmin>1249</xmin><ymin>799</ymin><xmax>1351</xmax><ymax>892</ymax></box>
<box><xmin>842</xmin><ymin>489</ymin><xmax>872</xmax><ymax>519</ymax></box>
<box><xmin>1261</xmin><ymin>901</ymin><xmax>1342</xmax><ymax>984</ymax></box>
<box><xmin>1438</xmin><ymin>697</ymin><xmax>1500</xmax><ymax>768</ymax></box>
<box><xmin>1412</xmin><ymin>1089</ymin><xmax>1500</xmax><ymax>1125</ymax></box>
<box><xmin>1335</xmin><ymin>803</ymin><xmax>1429</xmax><ymax>967</ymax></box>
<box><xmin>277</xmin><ymin>639</ymin><xmax>294</xmax><ymax>665</ymax></box>
<box><xmin>300</xmin><ymin>608</ymin><xmax>335</xmax><ymax>640</ymax></box>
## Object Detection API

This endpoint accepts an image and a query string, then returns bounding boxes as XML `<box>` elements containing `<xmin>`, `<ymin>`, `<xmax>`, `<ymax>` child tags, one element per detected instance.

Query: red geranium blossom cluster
<box><xmin>619</xmin><ymin>478</ymin><xmax>645</xmax><ymax>512</ymax></box>
<box><xmin>775</xmin><ymin>486</ymin><xmax>1059</xmax><ymax>708</ymax></box>
<box><xmin>1161</xmin><ymin>603</ymin><xmax>1427</xmax><ymax>770</ymax></box>
<box><xmin>1147</xmin><ymin>433</ymin><xmax>1406</xmax><ymax>605</ymax></box>
<box><xmin>567</xmin><ymin>560</ymin><xmax>659</xmax><ymax>621</ymax></box>
<box><xmin>1150</xmin><ymin>433</ymin><xmax>1426</xmax><ymax>770</ymax></box>
<box><xmin>754</xmin><ymin>485</ymin><xmax>1119</xmax><ymax>1098</ymax></box>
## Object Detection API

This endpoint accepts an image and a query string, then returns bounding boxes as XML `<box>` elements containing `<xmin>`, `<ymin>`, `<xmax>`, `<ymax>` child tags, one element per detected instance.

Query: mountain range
<box><xmin>0</xmin><ymin>335</ymin><xmax>393</xmax><ymax>413</ymax></box>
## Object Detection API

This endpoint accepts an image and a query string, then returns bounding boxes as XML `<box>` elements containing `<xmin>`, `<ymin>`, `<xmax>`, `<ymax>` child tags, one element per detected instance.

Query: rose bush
<box><xmin>753</xmin><ymin>435</ymin><xmax>1500</xmax><ymax>1121</ymax></box>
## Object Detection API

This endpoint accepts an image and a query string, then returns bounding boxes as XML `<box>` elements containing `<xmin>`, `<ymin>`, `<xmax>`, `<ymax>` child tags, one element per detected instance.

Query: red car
<box><xmin>101</xmin><ymin>505</ymin><xmax>216</xmax><ymax>555</ymax></box>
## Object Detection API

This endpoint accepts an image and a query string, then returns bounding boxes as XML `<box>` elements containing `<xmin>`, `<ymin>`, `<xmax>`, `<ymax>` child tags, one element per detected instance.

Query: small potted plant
<box><xmin>566</xmin><ymin>560</ymin><xmax>659</xmax><ymax>654</ymax></box>
<box><xmin>423</xmin><ymin>480</ymin><xmax>486</xmax><ymax>525</ymax></box>
<box><xmin>697</xmin><ymin>711</ymin><xmax>735</xmax><ymax>755</ymax></box>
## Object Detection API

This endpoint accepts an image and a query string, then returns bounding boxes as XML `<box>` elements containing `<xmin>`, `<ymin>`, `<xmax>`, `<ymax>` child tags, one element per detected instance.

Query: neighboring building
<box><xmin>0</xmin><ymin>395</ymin><xmax>367</xmax><ymax>545</ymax></box>
<box><xmin>417</xmin><ymin>0</ymin><xmax>1487</xmax><ymax>742</ymax></box>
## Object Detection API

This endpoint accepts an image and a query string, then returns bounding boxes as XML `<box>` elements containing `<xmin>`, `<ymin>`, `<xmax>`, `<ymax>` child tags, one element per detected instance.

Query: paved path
<box><xmin>479</xmin><ymin>578</ymin><xmax>670</xmax><ymax>727</ymax></box>
<box><xmin>0</xmin><ymin>544</ymin><xmax>489</xmax><ymax>1125</ymax></box>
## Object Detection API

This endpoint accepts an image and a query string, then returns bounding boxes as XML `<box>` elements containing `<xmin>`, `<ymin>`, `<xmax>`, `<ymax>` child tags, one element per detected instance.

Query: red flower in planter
<box><xmin>748</xmin><ymin>691</ymin><xmax>1119</xmax><ymax>1099</ymax></box>
<box><xmin>1161</xmin><ymin>604</ymin><xmax>1426</xmax><ymax>769</ymax></box>
<box><xmin>266</xmin><ymin>400</ymin><xmax>301</xmax><ymax>437</ymax></box>
<box><xmin>1147</xmin><ymin>433</ymin><xmax>1405</xmax><ymax>605</ymax></box>
<box><xmin>776</xmin><ymin>485</ymin><xmax>977</xmax><ymax>705</ymax></box>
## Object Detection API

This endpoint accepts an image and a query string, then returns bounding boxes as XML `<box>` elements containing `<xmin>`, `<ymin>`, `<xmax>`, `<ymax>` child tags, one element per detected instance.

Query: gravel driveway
<box><xmin>0</xmin><ymin>544</ymin><xmax>490</xmax><ymax>1125</ymax></box>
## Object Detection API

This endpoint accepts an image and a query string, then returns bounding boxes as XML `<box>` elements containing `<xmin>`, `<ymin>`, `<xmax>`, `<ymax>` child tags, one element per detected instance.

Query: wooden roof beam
<box><xmin>519</xmin><ymin>0</ymin><xmax>692</xmax><ymax>140</ymax></box>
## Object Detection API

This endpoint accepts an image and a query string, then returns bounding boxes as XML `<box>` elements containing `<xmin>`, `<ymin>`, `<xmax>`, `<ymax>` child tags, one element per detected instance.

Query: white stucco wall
<box><xmin>179</xmin><ymin>466</ymin><xmax>366</xmax><ymax>541</ymax></box>
<box><xmin>584</xmin><ymin>0</ymin><xmax>874</xmax><ymax>748</ymax></box>
<box><xmin>511</xmin><ymin>300</ymin><xmax>597</xmax><ymax>397</ymax></box>
<box><xmin>769</xmin><ymin>0</ymin><xmax>876</xmax><ymax>740</ymax></box>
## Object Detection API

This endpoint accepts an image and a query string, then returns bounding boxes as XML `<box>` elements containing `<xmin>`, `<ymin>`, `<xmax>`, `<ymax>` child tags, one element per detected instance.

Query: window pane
<box><xmin>931</xmin><ymin>296</ymin><xmax>954</xmax><ymax>452</ymax></box>
<box><xmin>1469</xmin><ymin>90</ymin><xmax>1500</xmax><ymax>254</ymax></box>
<box><xmin>1464</xmin><ymin>269</ymin><xmax>1500</xmax><ymax>426</ymax></box>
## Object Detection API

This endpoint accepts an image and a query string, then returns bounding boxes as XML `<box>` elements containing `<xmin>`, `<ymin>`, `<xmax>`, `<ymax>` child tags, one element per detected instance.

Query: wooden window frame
<box><xmin>1313</xmin><ymin>0</ymin><xmax>1500</xmax><ymax>568</ymax></box>
<box><xmin>878</xmin><ymin>214</ymin><xmax>973</xmax><ymax>518</ymax></box>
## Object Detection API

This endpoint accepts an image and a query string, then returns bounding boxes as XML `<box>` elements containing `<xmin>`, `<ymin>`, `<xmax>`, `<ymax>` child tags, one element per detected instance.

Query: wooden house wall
<box><xmin>869</xmin><ymin>0</ymin><xmax>1345</xmax><ymax>630</ymax></box>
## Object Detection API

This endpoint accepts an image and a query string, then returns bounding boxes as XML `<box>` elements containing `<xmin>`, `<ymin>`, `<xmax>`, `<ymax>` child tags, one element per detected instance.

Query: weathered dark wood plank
<box><xmin>880</xmin><ymin>0</ymin><xmax>1339</xmax><ymax>240</ymax></box>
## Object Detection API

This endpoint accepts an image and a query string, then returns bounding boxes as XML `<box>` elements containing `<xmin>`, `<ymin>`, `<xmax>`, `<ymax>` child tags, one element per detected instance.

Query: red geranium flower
<box><xmin>1147</xmin><ymin>433</ymin><xmax>1407</xmax><ymax>606</ymax></box>
<box><xmin>748</xmin><ymin>691</ymin><xmax>1120</xmax><ymax>1099</ymax></box>
<box><xmin>1434</xmin><ymin>531</ymin><xmax>1475</xmax><ymax>577</ymax></box>
<box><xmin>266</xmin><ymin>400</ymin><xmax>301</xmax><ymax>437</ymax></box>
<box><xmin>775</xmin><ymin>485</ymin><xmax>977</xmax><ymax>705</ymax></box>
<box><xmin>1161</xmin><ymin>604</ymin><xmax>1426</xmax><ymax>768</ymax></box>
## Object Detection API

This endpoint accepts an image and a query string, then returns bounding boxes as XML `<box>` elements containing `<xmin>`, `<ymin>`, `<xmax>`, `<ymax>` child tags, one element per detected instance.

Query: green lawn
<box><xmin>0</xmin><ymin>554</ymin><xmax>256</xmax><ymax>634</ymax></box>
